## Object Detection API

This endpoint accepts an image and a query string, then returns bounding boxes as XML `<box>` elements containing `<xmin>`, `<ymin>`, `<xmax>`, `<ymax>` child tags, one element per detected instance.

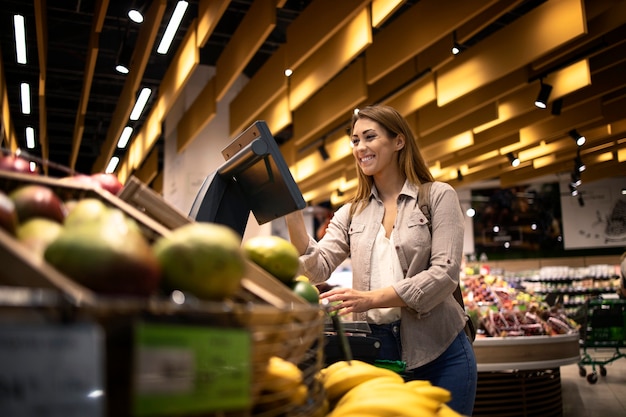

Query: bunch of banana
<box><xmin>321</xmin><ymin>360</ymin><xmax>405</xmax><ymax>403</ymax></box>
<box><xmin>256</xmin><ymin>356</ymin><xmax>308</xmax><ymax>410</ymax></box>
<box><xmin>320</xmin><ymin>360</ymin><xmax>466</xmax><ymax>417</ymax></box>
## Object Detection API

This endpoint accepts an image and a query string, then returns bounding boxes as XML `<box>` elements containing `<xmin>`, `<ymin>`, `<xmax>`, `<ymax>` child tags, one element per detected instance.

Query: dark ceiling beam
<box><xmin>69</xmin><ymin>0</ymin><xmax>109</xmax><ymax>172</ymax></box>
<box><xmin>92</xmin><ymin>0</ymin><xmax>167</xmax><ymax>174</ymax></box>
<box><xmin>34</xmin><ymin>0</ymin><xmax>48</xmax><ymax>173</ymax></box>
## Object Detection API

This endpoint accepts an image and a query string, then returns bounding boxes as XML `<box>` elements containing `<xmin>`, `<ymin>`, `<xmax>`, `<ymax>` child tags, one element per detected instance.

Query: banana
<box><xmin>323</xmin><ymin>362</ymin><xmax>404</xmax><ymax>402</ymax></box>
<box><xmin>290</xmin><ymin>383</ymin><xmax>308</xmax><ymax>406</ymax></box>
<box><xmin>404</xmin><ymin>379</ymin><xmax>432</xmax><ymax>389</ymax></box>
<box><xmin>437</xmin><ymin>404</ymin><xmax>464</xmax><ymax>417</ymax></box>
<box><xmin>413</xmin><ymin>385</ymin><xmax>453</xmax><ymax>404</ymax></box>
<box><xmin>321</xmin><ymin>360</ymin><xmax>367</xmax><ymax>383</ymax></box>
<box><xmin>335</xmin><ymin>376</ymin><xmax>408</xmax><ymax>408</ymax></box>
<box><xmin>262</xmin><ymin>356</ymin><xmax>303</xmax><ymax>392</ymax></box>
<box><xmin>329</xmin><ymin>392</ymin><xmax>439</xmax><ymax>417</ymax></box>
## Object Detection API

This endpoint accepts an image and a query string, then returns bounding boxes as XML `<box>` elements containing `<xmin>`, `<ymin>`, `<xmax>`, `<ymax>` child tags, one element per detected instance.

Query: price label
<box><xmin>0</xmin><ymin>323</ymin><xmax>105</xmax><ymax>417</ymax></box>
<box><xmin>133</xmin><ymin>322</ymin><xmax>251</xmax><ymax>416</ymax></box>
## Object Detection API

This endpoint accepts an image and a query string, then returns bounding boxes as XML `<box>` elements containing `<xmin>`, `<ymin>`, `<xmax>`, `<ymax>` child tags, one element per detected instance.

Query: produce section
<box><xmin>0</xmin><ymin>169</ymin><xmax>327</xmax><ymax>416</ymax></box>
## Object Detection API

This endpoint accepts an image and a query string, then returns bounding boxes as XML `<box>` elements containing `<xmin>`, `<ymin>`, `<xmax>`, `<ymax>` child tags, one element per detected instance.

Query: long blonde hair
<box><xmin>349</xmin><ymin>105</ymin><xmax>433</xmax><ymax>217</ymax></box>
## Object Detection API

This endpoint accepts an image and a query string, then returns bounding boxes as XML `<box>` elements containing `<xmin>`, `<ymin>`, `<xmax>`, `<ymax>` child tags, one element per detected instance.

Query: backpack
<box><xmin>418</xmin><ymin>182</ymin><xmax>476</xmax><ymax>342</ymax></box>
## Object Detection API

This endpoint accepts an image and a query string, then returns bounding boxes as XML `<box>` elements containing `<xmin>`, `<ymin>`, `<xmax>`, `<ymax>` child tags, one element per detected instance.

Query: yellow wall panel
<box><xmin>286</xmin><ymin>0</ymin><xmax>369</xmax><ymax>70</ymax></box>
<box><xmin>229</xmin><ymin>47</ymin><xmax>288</xmax><ymax>136</ymax></box>
<box><xmin>289</xmin><ymin>7</ymin><xmax>371</xmax><ymax>112</ymax></box>
<box><xmin>366</xmin><ymin>0</ymin><xmax>498</xmax><ymax>84</ymax></box>
<box><xmin>292</xmin><ymin>58</ymin><xmax>367</xmax><ymax>148</ymax></box>
<box><xmin>437</xmin><ymin>0</ymin><xmax>586</xmax><ymax>106</ymax></box>
<box><xmin>215</xmin><ymin>0</ymin><xmax>276</xmax><ymax>101</ymax></box>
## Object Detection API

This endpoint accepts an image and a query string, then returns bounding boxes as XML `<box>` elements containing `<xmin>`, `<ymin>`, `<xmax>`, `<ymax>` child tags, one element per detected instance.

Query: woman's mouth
<box><xmin>360</xmin><ymin>155</ymin><xmax>375</xmax><ymax>163</ymax></box>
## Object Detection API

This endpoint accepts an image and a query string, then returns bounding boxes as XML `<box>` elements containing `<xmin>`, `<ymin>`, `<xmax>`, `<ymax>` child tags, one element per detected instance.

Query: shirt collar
<box><xmin>370</xmin><ymin>179</ymin><xmax>420</xmax><ymax>201</ymax></box>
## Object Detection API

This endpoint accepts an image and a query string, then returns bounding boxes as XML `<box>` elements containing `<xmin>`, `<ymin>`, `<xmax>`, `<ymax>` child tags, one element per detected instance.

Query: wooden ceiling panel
<box><xmin>437</xmin><ymin>0</ymin><xmax>586</xmax><ymax>106</ymax></box>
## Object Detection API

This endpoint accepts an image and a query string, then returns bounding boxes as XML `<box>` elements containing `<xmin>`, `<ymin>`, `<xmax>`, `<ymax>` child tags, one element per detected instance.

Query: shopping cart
<box><xmin>577</xmin><ymin>298</ymin><xmax>626</xmax><ymax>384</ymax></box>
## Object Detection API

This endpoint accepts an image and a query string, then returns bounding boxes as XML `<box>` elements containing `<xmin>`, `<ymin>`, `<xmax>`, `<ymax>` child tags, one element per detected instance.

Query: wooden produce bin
<box><xmin>0</xmin><ymin>171</ymin><xmax>325</xmax><ymax>417</ymax></box>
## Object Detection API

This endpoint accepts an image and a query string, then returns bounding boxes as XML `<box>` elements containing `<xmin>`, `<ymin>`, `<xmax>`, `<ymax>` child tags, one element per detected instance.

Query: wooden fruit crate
<box><xmin>0</xmin><ymin>170</ymin><xmax>325</xmax><ymax>417</ymax></box>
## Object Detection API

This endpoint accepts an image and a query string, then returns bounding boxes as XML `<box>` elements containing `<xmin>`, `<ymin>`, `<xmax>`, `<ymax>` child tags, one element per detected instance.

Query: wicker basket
<box><xmin>0</xmin><ymin>171</ymin><xmax>326</xmax><ymax>416</ymax></box>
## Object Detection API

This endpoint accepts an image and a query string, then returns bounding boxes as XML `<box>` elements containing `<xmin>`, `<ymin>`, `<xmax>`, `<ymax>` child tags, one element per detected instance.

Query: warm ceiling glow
<box><xmin>371</xmin><ymin>0</ymin><xmax>404</xmax><ymax>28</ymax></box>
<box><xmin>532</xmin><ymin>153</ymin><xmax>556</xmax><ymax>169</ymax></box>
<box><xmin>596</xmin><ymin>152</ymin><xmax>614</xmax><ymax>163</ymax></box>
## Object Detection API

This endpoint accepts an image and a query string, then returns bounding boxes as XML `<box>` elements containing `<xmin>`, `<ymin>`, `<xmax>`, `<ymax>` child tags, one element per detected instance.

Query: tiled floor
<box><xmin>561</xmin><ymin>348</ymin><xmax>626</xmax><ymax>416</ymax></box>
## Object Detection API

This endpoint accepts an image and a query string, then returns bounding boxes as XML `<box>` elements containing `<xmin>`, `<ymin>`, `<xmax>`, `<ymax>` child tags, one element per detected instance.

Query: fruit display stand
<box><xmin>462</xmin><ymin>274</ymin><xmax>581</xmax><ymax>417</ymax></box>
<box><xmin>471</xmin><ymin>334</ymin><xmax>580</xmax><ymax>417</ymax></box>
<box><xmin>0</xmin><ymin>171</ymin><xmax>326</xmax><ymax>417</ymax></box>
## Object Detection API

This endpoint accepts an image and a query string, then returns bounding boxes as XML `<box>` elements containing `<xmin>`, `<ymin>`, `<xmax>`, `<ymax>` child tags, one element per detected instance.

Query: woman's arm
<box><xmin>284</xmin><ymin>210</ymin><xmax>310</xmax><ymax>255</ymax></box>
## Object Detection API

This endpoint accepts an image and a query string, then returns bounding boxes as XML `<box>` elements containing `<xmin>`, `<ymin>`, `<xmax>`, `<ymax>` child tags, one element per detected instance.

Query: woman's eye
<box><xmin>365</xmin><ymin>134</ymin><xmax>377</xmax><ymax>141</ymax></box>
<box><xmin>350</xmin><ymin>139</ymin><xmax>359</xmax><ymax>147</ymax></box>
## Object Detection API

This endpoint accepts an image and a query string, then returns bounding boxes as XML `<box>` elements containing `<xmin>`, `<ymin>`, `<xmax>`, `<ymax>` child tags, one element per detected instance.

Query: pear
<box><xmin>153</xmin><ymin>222</ymin><xmax>246</xmax><ymax>300</ymax></box>
<box><xmin>16</xmin><ymin>217</ymin><xmax>64</xmax><ymax>257</ymax></box>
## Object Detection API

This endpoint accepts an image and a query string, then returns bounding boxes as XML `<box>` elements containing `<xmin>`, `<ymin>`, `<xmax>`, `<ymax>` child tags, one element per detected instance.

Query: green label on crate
<box><xmin>132</xmin><ymin>322</ymin><xmax>251</xmax><ymax>416</ymax></box>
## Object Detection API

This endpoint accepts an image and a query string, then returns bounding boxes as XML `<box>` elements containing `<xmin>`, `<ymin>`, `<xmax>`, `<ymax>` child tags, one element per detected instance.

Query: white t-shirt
<box><xmin>367</xmin><ymin>224</ymin><xmax>403</xmax><ymax>324</ymax></box>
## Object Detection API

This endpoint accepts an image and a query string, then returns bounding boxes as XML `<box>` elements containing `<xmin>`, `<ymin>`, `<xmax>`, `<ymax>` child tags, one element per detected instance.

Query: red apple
<box><xmin>90</xmin><ymin>173</ymin><xmax>124</xmax><ymax>195</ymax></box>
<box><xmin>0</xmin><ymin>154</ymin><xmax>38</xmax><ymax>174</ymax></box>
<box><xmin>59</xmin><ymin>174</ymin><xmax>101</xmax><ymax>188</ymax></box>
<box><xmin>9</xmin><ymin>184</ymin><xmax>66</xmax><ymax>223</ymax></box>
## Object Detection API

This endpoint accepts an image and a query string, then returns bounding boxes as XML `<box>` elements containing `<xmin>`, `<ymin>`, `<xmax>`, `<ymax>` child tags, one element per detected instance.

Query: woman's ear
<box><xmin>396</xmin><ymin>135</ymin><xmax>405</xmax><ymax>150</ymax></box>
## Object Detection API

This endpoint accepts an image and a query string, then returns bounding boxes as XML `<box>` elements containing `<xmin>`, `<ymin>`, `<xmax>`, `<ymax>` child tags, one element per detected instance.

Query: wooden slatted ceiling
<box><xmin>109</xmin><ymin>0</ymin><xmax>625</xmax><ymax>205</ymax></box>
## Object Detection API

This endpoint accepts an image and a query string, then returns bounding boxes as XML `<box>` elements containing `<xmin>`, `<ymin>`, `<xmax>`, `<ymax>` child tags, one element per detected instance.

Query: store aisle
<box><xmin>560</xmin><ymin>348</ymin><xmax>626</xmax><ymax>417</ymax></box>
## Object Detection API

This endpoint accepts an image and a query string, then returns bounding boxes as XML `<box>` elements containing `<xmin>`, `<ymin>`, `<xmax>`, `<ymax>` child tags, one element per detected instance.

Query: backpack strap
<box><xmin>418</xmin><ymin>182</ymin><xmax>474</xmax><ymax>340</ymax></box>
<box><xmin>417</xmin><ymin>182</ymin><xmax>432</xmax><ymax>232</ymax></box>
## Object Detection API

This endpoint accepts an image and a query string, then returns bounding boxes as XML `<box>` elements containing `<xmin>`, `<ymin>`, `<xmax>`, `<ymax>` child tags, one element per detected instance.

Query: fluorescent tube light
<box><xmin>20</xmin><ymin>82</ymin><xmax>31</xmax><ymax>114</ymax></box>
<box><xmin>13</xmin><ymin>15</ymin><xmax>27</xmax><ymax>64</ymax></box>
<box><xmin>105</xmin><ymin>156</ymin><xmax>120</xmax><ymax>174</ymax></box>
<box><xmin>157</xmin><ymin>1</ymin><xmax>188</xmax><ymax>54</ymax></box>
<box><xmin>130</xmin><ymin>88</ymin><xmax>152</xmax><ymax>120</ymax></box>
<box><xmin>117</xmin><ymin>126</ymin><xmax>134</xmax><ymax>148</ymax></box>
<box><xmin>25</xmin><ymin>127</ymin><xmax>35</xmax><ymax>149</ymax></box>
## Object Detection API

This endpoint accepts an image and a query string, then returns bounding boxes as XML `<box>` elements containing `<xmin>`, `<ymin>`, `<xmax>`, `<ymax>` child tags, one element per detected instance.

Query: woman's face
<box><xmin>351</xmin><ymin>117</ymin><xmax>403</xmax><ymax>177</ymax></box>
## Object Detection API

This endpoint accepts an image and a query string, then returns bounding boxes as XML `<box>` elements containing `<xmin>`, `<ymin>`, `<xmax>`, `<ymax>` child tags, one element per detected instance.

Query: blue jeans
<box><xmin>369</xmin><ymin>322</ymin><xmax>477</xmax><ymax>416</ymax></box>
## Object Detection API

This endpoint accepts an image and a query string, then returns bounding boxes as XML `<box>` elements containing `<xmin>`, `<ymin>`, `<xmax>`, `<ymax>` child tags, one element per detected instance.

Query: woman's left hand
<box><xmin>320</xmin><ymin>287</ymin><xmax>375</xmax><ymax>315</ymax></box>
<box><xmin>320</xmin><ymin>285</ymin><xmax>407</xmax><ymax>315</ymax></box>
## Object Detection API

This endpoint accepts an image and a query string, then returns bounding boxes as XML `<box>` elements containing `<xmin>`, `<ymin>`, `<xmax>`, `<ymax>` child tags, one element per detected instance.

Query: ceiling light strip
<box><xmin>157</xmin><ymin>1</ymin><xmax>188</xmax><ymax>54</ymax></box>
<box><xmin>13</xmin><ymin>15</ymin><xmax>27</xmax><ymax>64</ymax></box>
<box><xmin>20</xmin><ymin>82</ymin><xmax>31</xmax><ymax>114</ymax></box>
<box><xmin>130</xmin><ymin>88</ymin><xmax>152</xmax><ymax>120</ymax></box>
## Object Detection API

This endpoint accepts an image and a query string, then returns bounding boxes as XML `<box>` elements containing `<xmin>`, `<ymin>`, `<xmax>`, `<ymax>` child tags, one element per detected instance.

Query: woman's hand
<box><xmin>320</xmin><ymin>287</ymin><xmax>374</xmax><ymax>315</ymax></box>
<box><xmin>320</xmin><ymin>286</ymin><xmax>406</xmax><ymax>315</ymax></box>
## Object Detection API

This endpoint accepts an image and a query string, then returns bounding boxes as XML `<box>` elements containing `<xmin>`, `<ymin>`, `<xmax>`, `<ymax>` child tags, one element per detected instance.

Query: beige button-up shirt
<box><xmin>300</xmin><ymin>180</ymin><xmax>467</xmax><ymax>369</ymax></box>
